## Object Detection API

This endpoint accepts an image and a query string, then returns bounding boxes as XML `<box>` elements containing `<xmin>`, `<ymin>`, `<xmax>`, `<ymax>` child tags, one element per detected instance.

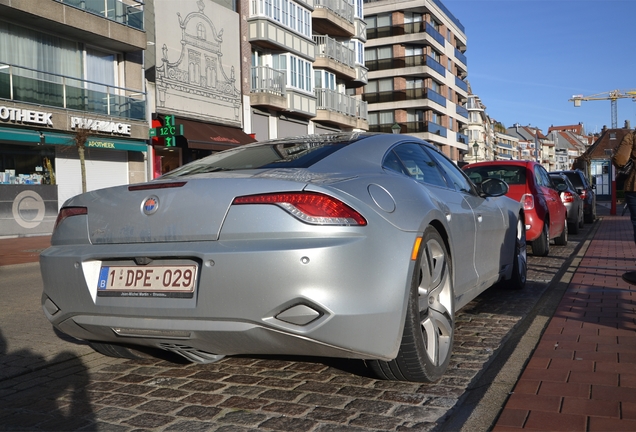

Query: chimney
<box><xmin>625</xmin><ymin>120</ymin><xmax>631</xmax><ymax>130</ymax></box>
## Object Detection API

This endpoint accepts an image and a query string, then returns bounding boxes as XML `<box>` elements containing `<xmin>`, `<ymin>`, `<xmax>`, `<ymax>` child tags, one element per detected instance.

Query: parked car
<box><xmin>463</xmin><ymin>160</ymin><xmax>567</xmax><ymax>256</ymax></box>
<box><xmin>551</xmin><ymin>169</ymin><xmax>596</xmax><ymax>223</ymax></box>
<box><xmin>549</xmin><ymin>172</ymin><xmax>584</xmax><ymax>234</ymax></box>
<box><xmin>40</xmin><ymin>133</ymin><xmax>527</xmax><ymax>383</ymax></box>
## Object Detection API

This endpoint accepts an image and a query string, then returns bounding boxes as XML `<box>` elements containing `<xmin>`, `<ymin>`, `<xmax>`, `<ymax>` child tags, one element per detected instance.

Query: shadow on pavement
<box><xmin>0</xmin><ymin>329</ymin><xmax>96</xmax><ymax>431</ymax></box>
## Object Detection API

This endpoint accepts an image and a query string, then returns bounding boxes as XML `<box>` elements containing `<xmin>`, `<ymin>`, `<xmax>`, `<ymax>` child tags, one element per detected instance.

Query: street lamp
<box><xmin>391</xmin><ymin>122</ymin><xmax>401</xmax><ymax>134</ymax></box>
<box><xmin>473</xmin><ymin>141</ymin><xmax>479</xmax><ymax>163</ymax></box>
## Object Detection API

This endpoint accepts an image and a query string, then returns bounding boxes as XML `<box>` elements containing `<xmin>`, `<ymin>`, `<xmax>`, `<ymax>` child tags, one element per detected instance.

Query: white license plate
<box><xmin>97</xmin><ymin>265</ymin><xmax>197</xmax><ymax>297</ymax></box>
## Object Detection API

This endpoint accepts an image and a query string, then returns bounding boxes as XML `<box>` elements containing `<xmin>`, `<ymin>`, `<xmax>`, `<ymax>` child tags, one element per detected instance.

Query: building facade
<box><xmin>243</xmin><ymin>0</ymin><xmax>369</xmax><ymax>140</ymax></box>
<box><xmin>360</xmin><ymin>0</ymin><xmax>469</xmax><ymax>161</ymax></box>
<box><xmin>0</xmin><ymin>0</ymin><xmax>148</xmax><ymax>237</ymax></box>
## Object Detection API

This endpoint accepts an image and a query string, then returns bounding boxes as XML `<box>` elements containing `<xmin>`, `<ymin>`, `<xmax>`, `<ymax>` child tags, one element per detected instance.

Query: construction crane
<box><xmin>569</xmin><ymin>89</ymin><xmax>636</xmax><ymax>129</ymax></box>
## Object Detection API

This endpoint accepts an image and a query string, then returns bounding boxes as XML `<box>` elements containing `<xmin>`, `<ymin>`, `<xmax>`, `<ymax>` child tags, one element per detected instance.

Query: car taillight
<box><xmin>579</xmin><ymin>190</ymin><xmax>587</xmax><ymax>199</ymax></box>
<box><xmin>521</xmin><ymin>194</ymin><xmax>534</xmax><ymax>211</ymax></box>
<box><xmin>233</xmin><ymin>192</ymin><xmax>367</xmax><ymax>226</ymax></box>
<box><xmin>562</xmin><ymin>192</ymin><xmax>574</xmax><ymax>203</ymax></box>
<box><xmin>54</xmin><ymin>206</ymin><xmax>88</xmax><ymax>229</ymax></box>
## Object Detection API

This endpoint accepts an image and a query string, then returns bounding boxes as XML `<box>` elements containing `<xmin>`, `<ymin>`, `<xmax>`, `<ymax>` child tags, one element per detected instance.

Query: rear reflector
<box><xmin>128</xmin><ymin>181</ymin><xmax>187</xmax><ymax>191</ymax></box>
<box><xmin>233</xmin><ymin>192</ymin><xmax>367</xmax><ymax>226</ymax></box>
<box><xmin>54</xmin><ymin>206</ymin><xmax>87</xmax><ymax>229</ymax></box>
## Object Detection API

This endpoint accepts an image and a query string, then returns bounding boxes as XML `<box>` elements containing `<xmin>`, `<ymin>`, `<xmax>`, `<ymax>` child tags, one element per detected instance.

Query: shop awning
<box><xmin>42</xmin><ymin>131</ymin><xmax>148</xmax><ymax>152</ymax></box>
<box><xmin>0</xmin><ymin>127</ymin><xmax>148</xmax><ymax>152</ymax></box>
<box><xmin>0</xmin><ymin>126</ymin><xmax>41</xmax><ymax>143</ymax></box>
<box><xmin>178</xmin><ymin>119</ymin><xmax>256</xmax><ymax>151</ymax></box>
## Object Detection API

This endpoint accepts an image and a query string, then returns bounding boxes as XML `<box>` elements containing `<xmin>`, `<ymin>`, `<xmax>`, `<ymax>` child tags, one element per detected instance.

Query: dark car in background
<box><xmin>549</xmin><ymin>173</ymin><xmax>584</xmax><ymax>234</ymax></box>
<box><xmin>551</xmin><ymin>169</ymin><xmax>596</xmax><ymax>223</ymax></box>
<box><xmin>463</xmin><ymin>160</ymin><xmax>567</xmax><ymax>257</ymax></box>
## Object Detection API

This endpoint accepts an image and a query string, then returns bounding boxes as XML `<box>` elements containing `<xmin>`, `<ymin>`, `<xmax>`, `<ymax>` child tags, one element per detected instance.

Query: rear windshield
<box><xmin>165</xmin><ymin>139</ymin><xmax>350</xmax><ymax>177</ymax></box>
<box><xmin>563</xmin><ymin>172</ymin><xmax>583</xmax><ymax>188</ymax></box>
<box><xmin>464</xmin><ymin>165</ymin><xmax>526</xmax><ymax>185</ymax></box>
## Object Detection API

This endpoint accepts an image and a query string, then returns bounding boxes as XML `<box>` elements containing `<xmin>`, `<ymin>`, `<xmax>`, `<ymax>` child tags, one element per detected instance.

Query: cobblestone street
<box><xmin>0</xmin><ymin>218</ymin><xmax>597</xmax><ymax>431</ymax></box>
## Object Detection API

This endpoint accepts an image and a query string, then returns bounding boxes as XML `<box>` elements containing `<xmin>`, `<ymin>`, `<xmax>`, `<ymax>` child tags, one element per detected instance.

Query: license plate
<box><xmin>97</xmin><ymin>265</ymin><xmax>197</xmax><ymax>298</ymax></box>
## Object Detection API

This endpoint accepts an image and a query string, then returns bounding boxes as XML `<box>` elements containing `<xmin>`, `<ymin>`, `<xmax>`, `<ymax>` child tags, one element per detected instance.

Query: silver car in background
<box><xmin>41</xmin><ymin>133</ymin><xmax>526</xmax><ymax>382</ymax></box>
<box><xmin>549</xmin><ymin>172</ymin><xmax>584</xmax><ymax>235</ymax></box>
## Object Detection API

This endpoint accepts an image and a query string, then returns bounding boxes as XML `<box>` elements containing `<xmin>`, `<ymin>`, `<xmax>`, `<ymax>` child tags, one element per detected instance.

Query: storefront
<box><xmin>150</xmin><ymin>116</ymin><xmax>256</xmax><ymax>177</ymax></box>
<box><xmin>0</xmin><ymin>107</ymin><xmax>149</xmax><ymax>237</ymax></box>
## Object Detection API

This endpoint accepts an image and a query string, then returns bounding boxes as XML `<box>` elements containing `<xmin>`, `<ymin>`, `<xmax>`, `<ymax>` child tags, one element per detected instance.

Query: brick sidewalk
<box><xmin>494</xmin><ymin>213</ymin><xmax>636</xmax><ymax>431</ymax></box>
<box><xmin>0</xmin><ymin>235</ymin><xmax>51</xmax><ymax>267</ymax></box>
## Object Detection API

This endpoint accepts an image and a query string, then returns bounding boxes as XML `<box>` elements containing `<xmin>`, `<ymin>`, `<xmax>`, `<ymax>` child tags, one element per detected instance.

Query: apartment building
<box><xmin>243</xmin><ymin>0</ymin><xmax>369</xmax><ymax>139</ymax></box>
<box><xmin>0</xmin><ymin>0</ymin><xmax>148</xmax><ymax>237</ymax></box>
<box><xmin>464</xmin><ymin>92</ymin><xmax>488</xmax><ymax>163</ymax></box>
<box><xmin>360</xmin><ymin>0</ymin><xmax>469</xmax><ymax>161</ymax></box>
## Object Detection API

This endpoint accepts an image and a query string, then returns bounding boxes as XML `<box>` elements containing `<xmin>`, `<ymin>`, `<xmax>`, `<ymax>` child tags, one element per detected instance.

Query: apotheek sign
<box><xmin>0</xmin><ymin>106</ymin><xmax>132</xmax><ymax>136</ymax></box>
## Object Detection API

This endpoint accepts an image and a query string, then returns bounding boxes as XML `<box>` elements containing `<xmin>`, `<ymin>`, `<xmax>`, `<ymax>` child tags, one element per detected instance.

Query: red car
<box><xmin>463</xmin><ymin>161</ymin><xmax>567</xmax><ymax>256</ymax></box>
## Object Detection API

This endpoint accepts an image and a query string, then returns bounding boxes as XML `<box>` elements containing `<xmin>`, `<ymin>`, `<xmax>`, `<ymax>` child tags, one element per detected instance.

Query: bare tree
<box><xmin>73</xmin><ymin>128</ymin><xmax>91</xmax><ymax>193</ymax></box>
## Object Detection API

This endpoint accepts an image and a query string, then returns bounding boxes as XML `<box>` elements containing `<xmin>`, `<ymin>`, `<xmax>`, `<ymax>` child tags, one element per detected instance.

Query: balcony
<box><xmin>367</xmin><ymin>22</ymin><xmax>445</xmax><ymax>48</ymax></box>
<box><xmin>315</xmin><ymin>87</ymin><xmax>368</xmax><ymax>128</ymax></box>
<box><xmin>0</xmin><ymin>63</ymin><xmax>145</xmax><ymax>120</ymax></box>
<box><xmin>455</xmin><ymin>76</ymin><xmax>468</xmax><ymax>93</ymax></box>
<box><xmin>250</xmin><ymin>66</ymin><xmax>287</xmax><ymax>110</ymax></box>
<box><xmin>457</xmin><ymin>133</ymin><xmax>468</xmax><ymax>144</ymax></box>
<box><xmin>456</xmin><ymin>105</ymin><xmax>468</xmax><ymax>118</ymax></box>
<box><xmin>56</xmin><ymin>0</ymin><xmax>144</xmax><ymax>30</ymax></box>
<box><xmin>370</xmin><ymin>121</ymin><xmax>447</xmax><ymax>137</ymax></box>
<box><xmin>366</xmin><ymin>55</ymin><xmax>446</xmax><ymax>77</ymax></box>
<box><xmin>362</xmin><ymin>88</ymin><xmax>446</xmax><ymax>107</ymax></box>
<box><xmin>313</xmin><ymin>36</ymin><xmax>357</xmax><ymax>80</ymax></box>
<box><xmin>454</xmin><ymin>48</ymin><xmax>467</xmax><ymax>66</ymax></box>
<box><xmin>313</xmin><ymin>0</ymin><xmax>355</xmax><ymax>38</ymax></box>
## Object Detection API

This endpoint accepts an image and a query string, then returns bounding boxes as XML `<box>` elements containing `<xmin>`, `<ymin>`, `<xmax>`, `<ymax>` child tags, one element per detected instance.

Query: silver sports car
<box><xmin>41</xmin><ymin>132</ymin><xmax>526</xmax><ymax>382</ymax></box>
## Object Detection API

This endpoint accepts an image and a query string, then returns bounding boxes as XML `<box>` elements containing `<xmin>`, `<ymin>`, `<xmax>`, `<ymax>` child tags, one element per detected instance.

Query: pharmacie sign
<box><xmin>71</xmin><ymin>117</ymin><xmax>132</xmax><ymax>136</ymax></box>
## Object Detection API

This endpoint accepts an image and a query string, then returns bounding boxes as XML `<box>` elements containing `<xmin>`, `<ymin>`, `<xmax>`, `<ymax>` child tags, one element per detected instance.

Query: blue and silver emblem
<box><xmin>142</xmin><ymin>196</ymin><xmax>159</xmax><ymax>215</ymax></box>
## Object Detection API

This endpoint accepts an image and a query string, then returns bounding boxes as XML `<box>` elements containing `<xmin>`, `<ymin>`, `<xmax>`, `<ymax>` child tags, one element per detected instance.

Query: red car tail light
<box><xmin>562</xmin><ymin>192</ymin><xmax>574</xmax><ymax>203</ymax></box>
<box><xmin>233</xmin><ymin>192</ymin><xmax>367</xmax><ymax>226</ymax></box>
<box><xmin>521</xmin><ymin>194</ymin><xmax>534</xmax><ymax>211</ymax></box>
<box><xmin>579</xmin><ymin>190</ymin><xmax>587</xmax><ymax>200</ymax></box>
<box><xmin>54</xmin><ymin>206</ymin><xmax>87</xmax><ymax>229</ymax></box>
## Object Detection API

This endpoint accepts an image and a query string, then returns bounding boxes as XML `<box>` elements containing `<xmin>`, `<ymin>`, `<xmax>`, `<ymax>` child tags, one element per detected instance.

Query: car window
<box><xmin>463</xmin><ymin>165</ymin><xmax>526</xmax><ymax>185</ymax></box>
<box><xmin>387</xmin><ymin>143</ymin><xmax>448</xmax><ymax>188</ymax></box>
<box><xmin>535</xmin><ymin>166</ymin><xmax>553</xmax><ymax>188</ymax></box>
<box><xmin>424</xmin><ymin>146</ymin><xmax>473</xmax><ymax>193</ymax></box>
<box><xmin>564</xmin><ymin>172</ymin><xmax>584</xmax><ymax>189</ymax></box>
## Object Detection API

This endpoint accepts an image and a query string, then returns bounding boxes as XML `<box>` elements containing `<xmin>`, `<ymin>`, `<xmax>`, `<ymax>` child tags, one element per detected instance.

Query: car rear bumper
<box><xmin>40</xmin><ymin>234</ymin><xmax>416</xmax><ymax>362</ymax></box>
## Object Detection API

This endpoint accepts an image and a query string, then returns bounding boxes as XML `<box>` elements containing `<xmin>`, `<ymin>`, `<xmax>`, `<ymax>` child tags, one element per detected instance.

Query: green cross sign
<box><xmin>149</xmin><ymin>115</ymin><xmax>184</xmax><ymax>147</ymax></box>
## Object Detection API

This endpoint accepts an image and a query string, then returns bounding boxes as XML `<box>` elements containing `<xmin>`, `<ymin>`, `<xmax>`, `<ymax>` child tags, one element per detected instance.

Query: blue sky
<box><xmin>443</xmin><ymin>0</ymin><xmax>636</xmax><ymax>135</ymax></box>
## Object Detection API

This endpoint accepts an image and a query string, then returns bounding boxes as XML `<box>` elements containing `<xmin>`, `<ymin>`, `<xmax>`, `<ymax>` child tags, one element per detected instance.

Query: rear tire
<box><xmin>369</xmin><ymin>226</ymin><xmax>454</xmax><ymax>382</ymax></box>
<box><xmin>531</xmin><ymin>222</ymin><xmax>550</xmax><ymax>256</ymax></box>
<box><xmin>554</xmin><ymin>221</ymin><xmax>568</xmax><ymax>246</ymax></box>
<box><xmin>508</xmin><ymin>216</ymin><xmax>527</xmax><ymax>290</ymax></box>
<box><xmin>578</xmin><ymin>208</ymin><xmax>585</xmax><ymax>229</ymax></box>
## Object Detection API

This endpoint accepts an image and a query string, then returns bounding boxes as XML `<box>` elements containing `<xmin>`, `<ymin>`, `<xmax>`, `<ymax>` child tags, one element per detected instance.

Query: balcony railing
<box><xmin>56</xmin><ymin>0</ymin><xmax>144</xmax><ymax>30</ymax></box>
<box><xmin>455</xmin><ymin>76</ymin><xmax>468</xmax><ymax>92</ymax></box>
<box><xmin>369</xmin><ymin>121</ymin><xmax>447</xmax><ymax>137</ymax></box>
<box><xmin>456</xmin><ymin>105</ymin><xmax>468</xmax><ymax>118</ymax></box>
<box><xmin>315</xmin><ymin>87</ymin><xmax>368</xmax><ymax>120</ymax></box>
<box><xmin>362</xmin><ymin>88</ymin><xmax>446</xmax><ymax>106</ymax></box>
<box><xmin>366</xmin><ymin>55</ymin><xmax>446</xmax><ymax>77</ymax></box>
<box><xmin>366</xmin><ymin>22</ymin><xmax>445</xmax><ymax>46</ymax></box>
<box><xmin>457</xmin><ymin>133</ymin><xmax>469</xmax><ymax>144</ymax></box>
<box><xmin>454</xmin><ymin>48</ymin><xmax>467</xmax><ymax>66</ymax></box>
<box><xmin>251</xmin><ymin>66</ymin><xmax>286</xmax><ymax>96</ymax></box>
<box><xmin>314</xmin><ymin>0</ymin><xmax>354</xmax><ymax>24</ymax></box>
<box><xmin>313</xmin><ymin>36</ymin><xmax>356</xmax><ymax>69</ymax></box>
<box><xmin>0</xmin><ymin>63</ymin><xmax>146</xmax><ymax>120</ymax></box>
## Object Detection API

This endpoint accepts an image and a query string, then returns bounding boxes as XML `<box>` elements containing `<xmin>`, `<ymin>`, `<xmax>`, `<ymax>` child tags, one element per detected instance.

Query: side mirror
<box><xmin>480</xmin><ymin>177</ymin><xmax>509</xmax><ymax>197</ymax></box>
